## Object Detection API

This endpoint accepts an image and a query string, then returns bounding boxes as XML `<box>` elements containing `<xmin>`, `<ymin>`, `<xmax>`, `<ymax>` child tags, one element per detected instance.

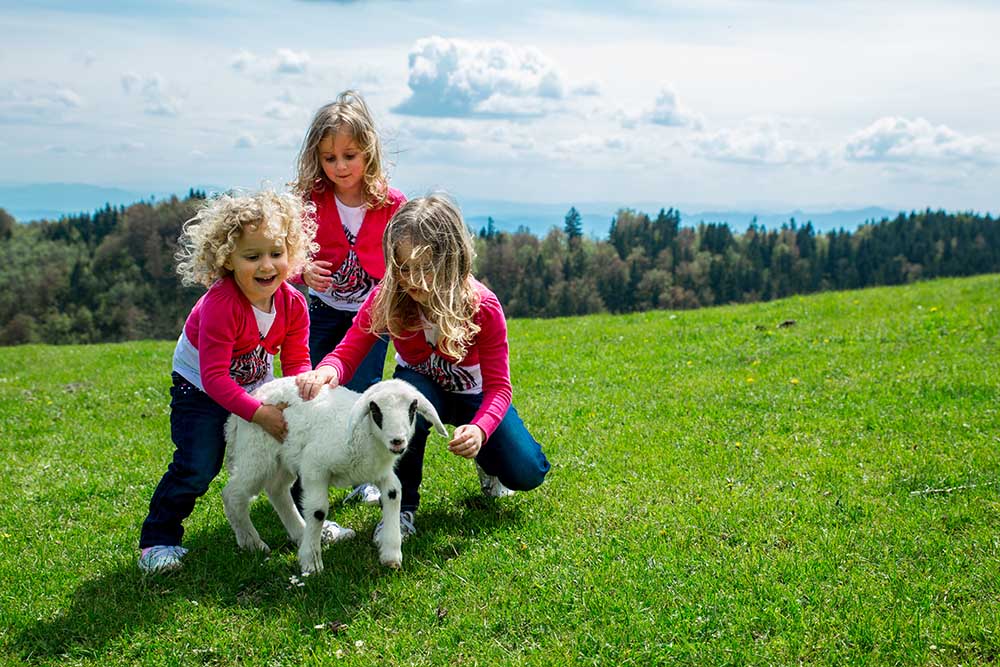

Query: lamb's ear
<box><xmin>412</xmin><ymin>393</ymin><xmax>448</xmax><ymax>437</ymax></box>
<box><xmin>346</xmin><ymin>394</ymin><xmax>372</xmax><ymax>433</ymax></box>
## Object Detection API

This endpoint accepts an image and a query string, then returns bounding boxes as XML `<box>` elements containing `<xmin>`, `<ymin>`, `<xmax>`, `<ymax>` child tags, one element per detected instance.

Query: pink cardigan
<box><xmin>182</xmin><ymin>276</ymin><xmax>311</xmax><ymax>421</ymax></box>
<box><xmin>319</xmin><ymin>279</ymin><xmax>512</xmax><ymax>439</ymax></box>
<box><xmin>303</xmin><ymin>184</ymin><xmax>406</xmax><ymax>280</ymax></box>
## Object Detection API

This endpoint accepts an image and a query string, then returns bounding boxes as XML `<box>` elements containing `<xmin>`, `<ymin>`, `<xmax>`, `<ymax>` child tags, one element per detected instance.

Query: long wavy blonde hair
<box><xmin>293</xmin><ymin>90</ymin><xmax>389</xmax><ymax>208</ymax></box>
<box><xmin>175</xmin><ymin>189</ymin><xmax>318</xmax><ymax>288</ymax></box>
<box><xmin>367</xmin><ymin>195</ymin><xmax>481</xmax><ymax>360</ymax></box>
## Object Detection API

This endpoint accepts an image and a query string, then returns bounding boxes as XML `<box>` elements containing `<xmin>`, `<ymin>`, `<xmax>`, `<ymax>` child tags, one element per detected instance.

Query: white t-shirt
<box><xmin>309</xmin><ymin>196</ymin><xmax>377</xmax><ymax>312</ymax></box>
<box><xmin>172</xmin><ymin>302</ymin><xmax>276</xmax><ymax>394</ymax></box>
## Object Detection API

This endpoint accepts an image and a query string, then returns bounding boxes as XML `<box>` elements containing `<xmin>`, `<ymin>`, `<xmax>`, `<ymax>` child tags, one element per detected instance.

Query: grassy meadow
<box><xmin>1</xmin><ymin>274</ymin><xmax>1000</xmax><ymax>666</ymax></box>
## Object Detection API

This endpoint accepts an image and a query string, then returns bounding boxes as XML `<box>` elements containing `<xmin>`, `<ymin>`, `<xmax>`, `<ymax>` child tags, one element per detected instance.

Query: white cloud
<box><xmin>274</xmin><ymin>48</ymin><xmax>310</xmax><ymax>74</ymax></box>
<box><xmin>0</xmin><ymin>82</ymin><xmax>84</xmax><ymax>120</ymax></box>
<box><xmin>645</xmin><ymin>86</ymin><xmax>702</xmax><ymax>129</ymax></box>
<box><xmin>844</xmin><ymin>116</ymin><xmax>994</xmax><ymax>164</ymax></box>
<box><xmin>263</xmin><ymin>100</ymin><xmax>301</xmax><ymax>120</ymax></box>
<box><xmin>230</xmin><ymin>49</ymin><xmax>257</xmax><ymax>72</ymax></box>
<box><xmin>121</xmin><ymin>72</ymin><xmax>182</xmax><ymax>117</ymax></box>
<box><xmin>399</xmin><ymin>121</ymin><xmax>469</xmax><ymax>142</ymax></box>
<box><xmin>694</xmin><ymin>120</ymin><xmax>820</xmax><ymax>165</ymax></box>
<box><xmin>394</xmin><ymin>36</ymin><xmax>573</xmax><ymax>118</ymax></box>
<box><xmin>553</xmin><ymin>134</ymin><xmax>628</xmax><ymax>157</ymax></box>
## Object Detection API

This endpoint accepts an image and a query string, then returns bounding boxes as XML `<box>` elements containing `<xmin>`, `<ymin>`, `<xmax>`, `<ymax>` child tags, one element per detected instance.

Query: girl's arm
<box><xmin>468</xmin><ymin>294</ymin><xmax>513</xmax><ymax>440</ymax></box>
<box><xmin>277</xmin><ymin>289</ymin><xmax>312</xmax><ymax>377</ymax></box>
<box><xmin>198</xmin><ymin>304</ymin><xmax>262</xmax><ymax>422</ymax></box>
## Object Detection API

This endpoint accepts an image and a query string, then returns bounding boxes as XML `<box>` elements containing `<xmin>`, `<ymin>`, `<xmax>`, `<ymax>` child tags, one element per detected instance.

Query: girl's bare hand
<box><xmin>295</xmin><ymin>367</ymin><xmax>339</xmax><ymax>401</ymax></box>
<box><xmin>448</xmin><ymin>424</ymin><xmax>485</xmax><ymax>458</ymax></box>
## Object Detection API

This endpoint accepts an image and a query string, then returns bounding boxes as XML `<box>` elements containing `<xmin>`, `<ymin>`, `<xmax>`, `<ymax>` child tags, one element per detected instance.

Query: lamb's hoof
<box><xmin>299</xmin><ymin>552</ymin><xmax>324</xmax><ymax>575</ymax></box>
<box><xmin>380</xmin><ymin>551</ymin><xmax>403</xmax><ymax>569</ymax></box>
<box><xmin>237</xmin><ymin>537</ymin><xmax>270</xmax><ymax>554</ymax></box>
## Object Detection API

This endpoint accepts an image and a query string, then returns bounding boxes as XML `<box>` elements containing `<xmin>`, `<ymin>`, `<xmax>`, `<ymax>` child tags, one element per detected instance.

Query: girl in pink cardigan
<box><xmin>292</xmin><ymin>90</ymin><xmax>406</xmax><ymax>506</ymax></box>
<box><xmin>296</xmin><ymin>195</ymin><xmax>550</xmax><ymax>540</ymax></box>
<box><xmin>138</xmin><ymin>191</ymin><xmax>351</xmax><ymax>574</ymax></box>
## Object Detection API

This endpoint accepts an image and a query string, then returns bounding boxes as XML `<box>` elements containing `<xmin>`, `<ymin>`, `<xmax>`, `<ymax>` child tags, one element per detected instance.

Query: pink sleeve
<box><xmin>198</xmin><ymin>296</ymin><xmax>262</xmax><ymax>422</ymax></box>
<box><xmin>278</xmin><ymin>290</ymin><xmax>312</xmax><ymax>377</ymax></box>
<box><xmin>317</xmin><ymin>290</ymin><xmax>379</xmax><ymax>385</ymax></box>
<box><xmin>470</xmin><ymin>296</ymin><xmax>512</xmax><ymax>440</ymax></box>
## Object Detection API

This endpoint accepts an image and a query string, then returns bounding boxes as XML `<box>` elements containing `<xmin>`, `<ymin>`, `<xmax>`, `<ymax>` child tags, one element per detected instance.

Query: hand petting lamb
<box><xmin>222</xmin><ymin>376</ymin><xmax>448</xmax><ymax>574</ymax></box>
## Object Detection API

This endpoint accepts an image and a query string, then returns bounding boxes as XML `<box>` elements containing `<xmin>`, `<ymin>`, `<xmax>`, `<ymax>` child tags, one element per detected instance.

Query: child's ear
<box><xmin>223</xmin><ymin>256</ymin><xmax>234</xmax><ymax>271</ymax></box>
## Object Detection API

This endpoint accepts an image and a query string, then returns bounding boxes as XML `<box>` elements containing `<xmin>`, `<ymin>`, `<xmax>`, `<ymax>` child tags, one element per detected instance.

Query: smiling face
<box><xmin>224</xmin><ymin>224</ymin><xmax>290</xmax><ymax>311</ymax></box>
<box><xmin>318</xmin><ymin>129</ymin><xmax>366</xmax><ymax>206</ymax></box>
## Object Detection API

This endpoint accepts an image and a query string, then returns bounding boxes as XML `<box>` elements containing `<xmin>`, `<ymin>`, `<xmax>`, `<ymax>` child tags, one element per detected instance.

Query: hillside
<box><xmin>1</xmin><ymin>275</ymin><xmax>999</xmax><ymax>665</ymax></box>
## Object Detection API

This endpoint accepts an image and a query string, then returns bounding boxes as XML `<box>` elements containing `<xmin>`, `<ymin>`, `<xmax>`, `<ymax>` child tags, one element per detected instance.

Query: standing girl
<box><xmin>296</xmin><ymin>195</ymin><xmax>551</xmax><ymax>539</ymax></box>
<box><xmin>292</xmin><ymin>90</ymin><xmax>405</xmax><ymax>505</ymax></box>
<box><xmin>138</xmin><ymin>190</ymin><xmax>352</xmax><ymax>574</ymax></box>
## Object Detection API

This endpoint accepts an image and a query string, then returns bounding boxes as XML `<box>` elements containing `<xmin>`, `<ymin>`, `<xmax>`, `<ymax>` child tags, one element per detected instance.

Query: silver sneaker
<box><xmin>344</xmin><ymin>482</ymin><xmax>381</xmax><ymax>506</ymax></box>
<box><xmin>476</xmin><ymin>463</ymin><xmax>515</xmax><ymax>498</ymax></box>
<box><xmin>372</xmin><ymin>510</ymin><xmax>416</xmax><ymax>543</ymax></box>
<box><xmin>138</xmin><ymin>545</ymin><xmax>188</xmax><ymax>574</ymax></box>
<box><xmin>321</xmin><ymin>520</ymin><xmax>356</xmax><ymax>545</ymax></box>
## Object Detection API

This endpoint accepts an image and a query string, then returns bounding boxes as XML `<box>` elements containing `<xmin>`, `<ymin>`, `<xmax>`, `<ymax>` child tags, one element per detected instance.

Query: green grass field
<box><xmin>2</xmin><ymin>274</ymin><xmax>999</xmax><ymax>666</ymax></box>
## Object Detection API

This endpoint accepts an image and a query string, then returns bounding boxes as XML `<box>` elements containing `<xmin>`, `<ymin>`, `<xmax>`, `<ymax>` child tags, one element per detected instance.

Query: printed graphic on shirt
<box><xmin>230</xmin><ymin>343</ymin><xmax>270</xmax><ymax>387</ymax></box>
<box><xmin>328</xmin><ymin>228</ymin><xmax>375</xmax><ymax>305</ymax></box>
<box><xmin>403</xmin><ymin>353</ymin><xmax>482</xmax><ymax>394</ymax></box>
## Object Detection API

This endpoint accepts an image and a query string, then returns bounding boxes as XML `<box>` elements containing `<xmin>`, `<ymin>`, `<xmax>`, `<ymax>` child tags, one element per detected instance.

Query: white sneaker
<box><xmin>320</xmin><ymin>520</ymin><xmax>356</xmax><ymax>545</ymax></box>
<box><xmin>476</xmin><ymin>463</ymin><xmax>515</xmax><ymax>498</ymax></box>
<box><xmin>344</xmin><ymin>482</ymin><xmax>381</xmax><ymax>506</ymax></box>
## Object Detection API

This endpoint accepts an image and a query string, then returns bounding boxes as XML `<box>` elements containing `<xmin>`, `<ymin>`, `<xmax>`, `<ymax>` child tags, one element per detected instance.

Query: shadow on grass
<box><xmin>12</xmin><ymin>493</ymin><xmax>524</xmax><ymax>662</ymax></box>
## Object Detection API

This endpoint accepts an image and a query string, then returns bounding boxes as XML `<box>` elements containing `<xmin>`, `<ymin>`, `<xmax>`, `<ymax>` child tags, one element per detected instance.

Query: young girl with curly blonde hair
<box><xmin>296</xmin><ymin>195</ymin><xmax>550</xmax><ymax>540</ymax></box>
<box><xmin>138</xmin><ymin>190</ymin><xmax>353</xmax><ymax>574</ymax></box>
<box><xmin>292</xmin><ymin>90</ymin><xmax>406</xmax><ymax>505</ymax></box>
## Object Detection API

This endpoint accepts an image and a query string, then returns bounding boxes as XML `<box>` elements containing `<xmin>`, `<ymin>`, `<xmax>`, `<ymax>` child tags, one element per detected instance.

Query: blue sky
<box><xmin>2</xmin><ymin>0</ymin><xmax>998</xmax><ymax>213</ymax></box>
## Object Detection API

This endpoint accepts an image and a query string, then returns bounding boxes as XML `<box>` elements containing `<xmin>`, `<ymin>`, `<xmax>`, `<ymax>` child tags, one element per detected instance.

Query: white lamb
<box><xmin>221</xmin><ymin>377</ymin><xmax>447</xmax><ymax>574</ymax></box>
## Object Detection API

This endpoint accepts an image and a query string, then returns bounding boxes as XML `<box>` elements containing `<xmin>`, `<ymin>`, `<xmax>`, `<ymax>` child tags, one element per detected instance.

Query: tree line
<box><xmin>1</xmin><ymin>192</ymin><xmax>997</xmax><ymax>345</ymax></box>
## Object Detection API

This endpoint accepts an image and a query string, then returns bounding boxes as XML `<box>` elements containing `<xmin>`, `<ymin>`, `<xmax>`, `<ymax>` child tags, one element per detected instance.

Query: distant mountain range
<box><xmin>1</xmin><ymin>182</ymin><xmax>908</xmax><ymax>236</ymax></box>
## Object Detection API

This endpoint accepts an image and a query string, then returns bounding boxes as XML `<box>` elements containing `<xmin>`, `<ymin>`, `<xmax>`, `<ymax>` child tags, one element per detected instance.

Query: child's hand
<box><xmin>448</xmin><ymin>424</ymin><xmax>485</xmax><ymax>459</ymax></box>
<box><xmin>296</xmin><ymin>367</ymin><xmax>339</xmax><ymax>401</ymax></box>
<box><xmin>303</xmin><ymin>260</ymin><xmax>334</xmax><ymax>292</ymax></box>
<box><xmin>252</xmin><ymin>402</ymin><xmax>288</xmax><ymax>442</ymax></box>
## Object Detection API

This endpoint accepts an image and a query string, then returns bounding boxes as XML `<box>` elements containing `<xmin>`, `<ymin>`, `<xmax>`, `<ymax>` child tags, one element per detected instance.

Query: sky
<box><xmin>2</xmin><ymin>0</ymin><xmax>999</xmax><ymax>214</ymax></box>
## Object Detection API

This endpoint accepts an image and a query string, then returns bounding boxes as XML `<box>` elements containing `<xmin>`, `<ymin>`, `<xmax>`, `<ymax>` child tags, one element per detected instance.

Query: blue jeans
<box><xmin>139</xmin><ymin>373</ymin><xmax>229</xmax><ymax>548</ymax></box>
<box><xmin>392</xmin><ymin>366</ymin><xmax>551</xmax><ymax>512</ymax></box>
<box><xmin>308</xmin><ymin>296</ymin><xmax>389</xmax><ymax>389</ymax></box>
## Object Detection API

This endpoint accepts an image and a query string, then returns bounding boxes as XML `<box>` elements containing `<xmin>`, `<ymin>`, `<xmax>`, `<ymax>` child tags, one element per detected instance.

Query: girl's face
<box><xmin>224</xmin><ymin>224</ymin><xmax>290</xmax><ymax>311</ymax></box>
<box><xmin>318</xmin><ymin>129</ymin><xmax>365</xmax><ymax>205</ymax></box>
<box><xmin>394</xmin><ymin>240</ymin><xmax>433</xmax><ymax>305</ymax></box>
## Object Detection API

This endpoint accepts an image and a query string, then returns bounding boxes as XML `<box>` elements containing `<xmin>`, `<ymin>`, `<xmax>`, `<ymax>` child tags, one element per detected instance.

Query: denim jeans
<box><xmin>139</xmin><ymin>373</ymin><xmax>229</xmax><ymax>548</ymax></box>
<box><xmin>307</xmin><ymin>296</ymin><xmax>389</xmax><ymax>389</ymax></box>
<box><xmin>392</xmin><ymin>365</ymin><xmax>551</xmax><ymax>512</ymax></box>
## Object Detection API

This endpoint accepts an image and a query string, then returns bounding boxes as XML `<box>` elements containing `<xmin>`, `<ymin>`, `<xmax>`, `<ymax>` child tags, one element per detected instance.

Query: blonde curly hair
<box><xmin>293</xmin><ymin>90</ymin><xmax>389</xmax><ymax>208</ymax></box>
<box><xmin>175</xmin><ymin>189</ymin><xmax>318</xmax><ymax>288</ymax></box>
<box><xmin>367</xmin><ymin>194</ymin><xmax>481</xmax><ymax>360</ymax></box>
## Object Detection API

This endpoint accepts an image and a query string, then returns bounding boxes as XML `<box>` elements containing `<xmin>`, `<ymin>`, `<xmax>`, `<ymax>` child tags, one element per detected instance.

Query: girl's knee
<box><xmin>502</xmin><ymin>456</ymin><xmax>550</xmax><ymax>491</ymax></box>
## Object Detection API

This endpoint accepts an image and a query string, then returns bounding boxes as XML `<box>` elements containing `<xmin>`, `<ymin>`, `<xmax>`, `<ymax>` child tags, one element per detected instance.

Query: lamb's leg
<box><xmin>297</xmin><ymin>478</ymin><xmax>328</xmax><ymax>575</ymax></box>
<box><xmin>222</xmin><ymin>471</ymin><xmax>270</xmax><ymax>553</ymax></box>
<box><xmin>374</xmin><ymin>472</ymin><xmax>403</xmax><ymax>568</ymax></box>
<box><xmin>264</xmin><ymin>466</ymin><xmax>305</xmax><ymax>545</ymax></box>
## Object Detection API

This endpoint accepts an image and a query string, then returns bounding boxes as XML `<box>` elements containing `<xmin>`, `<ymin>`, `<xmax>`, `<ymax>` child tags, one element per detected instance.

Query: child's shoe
<box><xmin>343</xmin><ymin>482</ymin><xmax>381</xmax><ymax>506</ymax></box>
<box><xmin>320</xmin><ymin>520</ymin><xmax>356</xmax><ymax>545</ymax></box>
<box><xmin>138</xmin><ymin>545</ymin><xmax>188</xmax><ymax>574</ymax></box>
<box><xmin>476</xmin><ymin>463</ymin><xmax>515</xmax><ymax>498</ymax></box>
<box><xmin>372</xmin><ymin>510</ymin><xmax>416</xmax><ymax>543</ymax></box>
